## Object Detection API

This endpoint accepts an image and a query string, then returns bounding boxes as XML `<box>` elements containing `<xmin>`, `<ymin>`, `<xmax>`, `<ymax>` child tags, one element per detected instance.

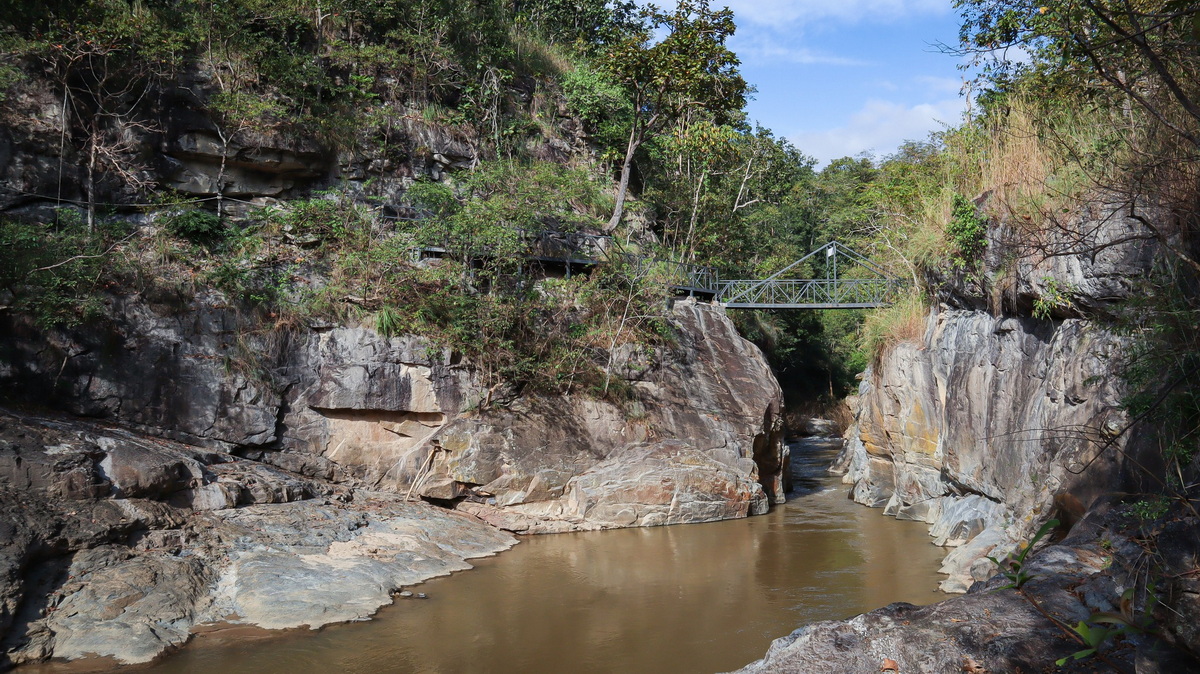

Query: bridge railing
<box><xmin>607</xmin><ymin>253</ymin><xmax>719</xmax><ymax>293</ymax></box>
<box><xmin>717</xmin><ymin>278</ymin><xmax>906</xmax><ymax>308</ymax></box>
<box><xmin>413</xmin><ymin>228</ymin><xmax>720</xmax><ymax>294</ymax></box>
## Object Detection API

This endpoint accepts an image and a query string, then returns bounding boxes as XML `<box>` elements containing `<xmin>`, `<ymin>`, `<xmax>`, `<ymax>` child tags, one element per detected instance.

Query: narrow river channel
<box><xmin>38</xmin><ymin>438</ymin><xmax>948</xmax><ymax>674</ymax></box>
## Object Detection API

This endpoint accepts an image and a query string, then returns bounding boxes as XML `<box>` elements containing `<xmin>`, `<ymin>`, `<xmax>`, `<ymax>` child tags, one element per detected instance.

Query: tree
<box><xmin>15</xmin><ymin>1</ymin><xmax>184</xmax><ymax>229</ymax></box>
<box><xmin>952</xmin><ymin>0</ymin><xmax>1200</xmax><ymax>273</ymax></box>
<box><xmin>598</xmin><ymin>0</ymin><xmax>747</xmax><ymax>232</ymax></box>
<box><xmin>955</xmin><ymin>0</ymin><xmax>1200</xmax><ymax>144</ymax></box>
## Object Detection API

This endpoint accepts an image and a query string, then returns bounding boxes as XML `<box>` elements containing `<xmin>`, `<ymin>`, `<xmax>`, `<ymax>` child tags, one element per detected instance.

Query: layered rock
<box><xmin>0</xmin><ymin>67</ymin><xmax>576</xmax><ymax>220</ymax></box>
<box><xmin>835</xmin><ymin>310</ymin><xmax>1135</xmax><ymax>591</ymax></box>
<box><xmin>0</xmin><ymin>410</ymin><xmax>516</xmax><ymax>667</ymax></box>
<box><xmin>0</xmin><ymin>289</ymin><xmax>784</xmax><ymax>665</ymax></box>
<box><xmin>832</xmin><ymin>196</ymin><xmax>1158</xmax><ymax>593</ymax></box>
<box><xmin>2</xmin><ymin>294</ymin><xmax>784</xmax><ymax>536</ymax></box>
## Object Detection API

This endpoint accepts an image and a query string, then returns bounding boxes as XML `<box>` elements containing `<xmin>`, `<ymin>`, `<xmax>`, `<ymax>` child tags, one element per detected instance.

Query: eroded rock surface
<box><xmin>0</xmin><ymin>287</ymin><xmax>785</xmax><ymax>667</ymax></box>
<box><xmin>832</xmin><ymin>197</ymin><xmax>1160</xmax><ymax>593</ymax></box>
<box><xmin>2</xmin><ymin>297</ymin><xmax>785</xmax><ymax>535</ymax></box>
<box><xmin>732</xmin><ymin>504</ymin><xmax>1200</xmax><ymax>673</ymax></box>
<box><xmin>0</xmin><ymin>410</ymin><xmax>515</xmax><ymax>667</ymax></box>
<box><xmin>834</xmin><ymin>310</ymin><xmax>1137</xmax><ymax>591</ymax></box>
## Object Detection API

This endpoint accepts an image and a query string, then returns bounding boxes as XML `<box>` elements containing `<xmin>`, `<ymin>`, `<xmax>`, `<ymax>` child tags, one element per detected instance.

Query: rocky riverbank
<box><xmin>733</xmin><ymin>499</ymin><xmax>1200</xmax><ymax>673</ymax></box>
<box><xmin>738</xmin><ymin>194</ymin><xmax>1200</xmax><ymax>671</ymax></box>
<box><xmin>0</xmin><ymin>408</ymin><xmax>517</xmax><ymax>666</ymax></box>
<box><xmin>0</xmin><ymin>294</ymin><xmax>785</xmax><ymax>668</ymax></box>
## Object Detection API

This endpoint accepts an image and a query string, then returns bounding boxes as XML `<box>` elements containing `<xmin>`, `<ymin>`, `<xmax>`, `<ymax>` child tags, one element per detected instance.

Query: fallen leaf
<box><xmin>961</xmin><ymin>656</ymin><xmax>988</xmax><ymax>673</ymax></box>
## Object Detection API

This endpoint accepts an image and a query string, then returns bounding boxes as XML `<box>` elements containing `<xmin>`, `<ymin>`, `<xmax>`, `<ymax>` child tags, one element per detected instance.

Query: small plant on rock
<box><xmin>167</xmin><ymin>209</ymin><xmax>226</xmax><ymax>245</ymax></box>
<box><xmin>988</xmin><ymin>518</ymin><xmax>1060</xmax><ymax>590</ymax></box>
<box><xmin>1056</xmin><ymin>588</ymin><xmax>1156</xmax><ymax>666</ymax></box>
<box><xmin>946</xmin><ymin>193</ymin><xmax>988</xmax><ymax>269</ymax></box>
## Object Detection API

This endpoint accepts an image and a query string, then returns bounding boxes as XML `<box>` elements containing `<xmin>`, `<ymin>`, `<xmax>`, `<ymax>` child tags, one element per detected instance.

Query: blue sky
<box><xmin>720</xmin><ymin>0</ymin><xmax>969</xmax><ymax>165</ymax></box>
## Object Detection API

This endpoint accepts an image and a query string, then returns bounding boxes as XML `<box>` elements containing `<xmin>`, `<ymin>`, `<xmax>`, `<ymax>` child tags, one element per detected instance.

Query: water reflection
<box><xmin>34</xmin><ymin>439</ymin><xmax>946</xmax><ymax>674</ymax></box>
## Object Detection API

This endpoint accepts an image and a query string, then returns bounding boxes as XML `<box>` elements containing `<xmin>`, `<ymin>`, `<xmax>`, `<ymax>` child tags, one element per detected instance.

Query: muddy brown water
<box><xmin>29</xmin><ymin>439</ymin><xmax>947</xmax><ymax>674</ymax></box>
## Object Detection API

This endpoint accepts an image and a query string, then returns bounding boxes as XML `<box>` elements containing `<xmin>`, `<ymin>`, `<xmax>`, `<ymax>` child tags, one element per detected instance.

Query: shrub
<box><xmin>946</xmin><ymin>194</ymin><xmax>987</xmax><ymax>268</ymax></box>
<box><xmin>0</xmin><ymin>214</ymin><xmax>129</xmax><ymax>328</ymax></box>
<box><xmin>167</xmin><ymin>209</ymin><xmax>226</xmax><ymax>245</ymax></box>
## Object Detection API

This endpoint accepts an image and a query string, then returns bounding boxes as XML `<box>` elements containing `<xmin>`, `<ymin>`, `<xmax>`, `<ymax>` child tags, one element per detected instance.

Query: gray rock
<box><xmin>842</xmin><ymin>309</ymin><xmax>1137</xmax><ymax>589</ymax></box>
<box><xmin>0</xmin><ymin>411</ymin><xmax>516</xmax><ymax>667</ymax></box>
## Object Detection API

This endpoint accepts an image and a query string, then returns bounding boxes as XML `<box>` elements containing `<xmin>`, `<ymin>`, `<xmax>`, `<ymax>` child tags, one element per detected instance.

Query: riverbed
<box><xmin>30</xmin><ymin>438</ymin><xmax>947</xmax><ymax>673</ymax></box>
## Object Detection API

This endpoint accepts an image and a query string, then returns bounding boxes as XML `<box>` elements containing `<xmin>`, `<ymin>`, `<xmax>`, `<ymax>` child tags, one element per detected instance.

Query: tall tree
<box><xmin>599</xmin><ymin>0</ymin><xmax>747</xmax><ymax>232</ymax></box>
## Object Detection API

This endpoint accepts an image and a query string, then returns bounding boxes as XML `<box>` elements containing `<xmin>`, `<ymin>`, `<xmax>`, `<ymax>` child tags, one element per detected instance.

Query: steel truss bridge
<box><xmin>416</xmin><ymin>231</ymin><xmax>904</xmax><ymax>310</ymax></box>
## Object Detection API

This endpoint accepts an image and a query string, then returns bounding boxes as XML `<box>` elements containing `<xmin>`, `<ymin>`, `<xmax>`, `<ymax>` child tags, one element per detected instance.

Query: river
<box><xmin>33</xmin><ymin>438</ymin><xmax>947</xmax><ymax>674</ymax></box>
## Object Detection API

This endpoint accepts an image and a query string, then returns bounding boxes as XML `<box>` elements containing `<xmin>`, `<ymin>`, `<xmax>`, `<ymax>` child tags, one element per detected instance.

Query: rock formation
<box><xmin>0</xmin><ymin>410</ymin><xmax>517</xmax><ymax>667</ymax></box>
<box><xmin>832</xmin><ymin>195</ymin><xmax>1158</xmax><ymax>592</ymax></box>
<box><xmin>733</xmin><ymin>195</ymin><xmax>1200</xmax><ymax>671</ymax></box>
<box><xmin>0</xmin><ymin>287</ymin><xmax>785</xmax><ymax>666</ymax></box>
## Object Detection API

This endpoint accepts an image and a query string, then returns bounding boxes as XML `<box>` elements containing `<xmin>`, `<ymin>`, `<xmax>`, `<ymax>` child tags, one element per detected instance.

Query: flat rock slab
<box><xmin>41</xmin><ymin>496</ymin><xmax>515</xmax><ymax>664</ymax></box>
<box><xmin>206</xmin><ymin>496</ymin><xmax>517</xmax><ymax>632</ymax></box>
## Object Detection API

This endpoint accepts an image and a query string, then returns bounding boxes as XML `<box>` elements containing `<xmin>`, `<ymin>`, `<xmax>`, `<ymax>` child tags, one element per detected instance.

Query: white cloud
<box><xmin>790</xmin><ymin>97</ymin><xmax>966</xmax><ymax>165</ymax></box>
<box><xmin>731</xmin><ymin>34</ymin><xmax>873</xmax><ymax>66</ymax></box>
<box><xmin>914</xmin><ymin>75</ymin><xmax>964</xmax><ymax>95</ymax></box>
<box><xmin>724</xmin><ymin>0</ymin><xmax>949</xmax><ymax>26</ymax></box>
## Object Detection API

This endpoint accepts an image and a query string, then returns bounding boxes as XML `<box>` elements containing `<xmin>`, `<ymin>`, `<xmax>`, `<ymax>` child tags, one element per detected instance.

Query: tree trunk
<box><xmin>683</xmin><ymin>167</ymin><xmax>708</xmax><ymax>260</ymax></box>
<box><xmin>86</xmin><ymin>137</ymin><xmax>97</xmax><ymax>233</ymax></box>
<box><xmin>606</xmin><ymin>124</ymin><xmax>643</xmax><ymax>233</ymax></box>
<box><xmin>215</xmin><ymin>126</ymin><xmax>229</xmax><ymax>219</ymax></box>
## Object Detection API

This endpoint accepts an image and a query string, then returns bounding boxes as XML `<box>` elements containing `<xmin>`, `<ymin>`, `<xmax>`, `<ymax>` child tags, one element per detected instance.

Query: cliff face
<box><xmin>833</xmin><ymin>196</ymin><xmax>1159</xmax><ymax>592</ymax></box>
<box><xmin>733</xmin><ymin>197</ymin><xmax>1200</xmax><ymax>673</ymax></box>
<box><xmin>2</xmin><ymin>295</ymin><xmax>784</xmax><ymax>532</ymax></box>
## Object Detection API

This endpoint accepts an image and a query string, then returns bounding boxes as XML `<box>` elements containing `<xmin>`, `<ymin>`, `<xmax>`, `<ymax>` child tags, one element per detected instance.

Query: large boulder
<box><xmin>276</xmin><ymin>299</ymin><xmax>785</xmax><ymax>532</ymax></box>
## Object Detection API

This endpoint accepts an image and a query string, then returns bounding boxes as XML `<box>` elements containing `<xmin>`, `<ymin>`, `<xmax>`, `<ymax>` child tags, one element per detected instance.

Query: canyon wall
<box><xmin>1</xmin><ymin>296</ymin><xmax>785</xmax><ymax>534</ymax></box>
<box><xmin>733</xmin><ymin>197</ymin><xmax>1200</xmax><ymax>673</ymax></box>
<box><xmin>832</xmin><ymin>194</ymin><xmax>1158</xmax><ymax>592</ymax></box>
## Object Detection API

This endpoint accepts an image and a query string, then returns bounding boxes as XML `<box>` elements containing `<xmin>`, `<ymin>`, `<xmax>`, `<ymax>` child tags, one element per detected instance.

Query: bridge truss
<box><xmin>715</xmin><ymin>242</ymin><xmax>905</xmax><ymax>309</ymax></box>
<box><xmin>415</xmin><ymin>231</ymin><xmax>903</xmax><ymax>310</ymax></box>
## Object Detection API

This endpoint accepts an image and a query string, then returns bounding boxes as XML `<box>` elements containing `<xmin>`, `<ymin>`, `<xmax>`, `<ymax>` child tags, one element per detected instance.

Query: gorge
<box><xmin>3</xmin><ymin>0</ymin><xmax>1200</xmax><ymax>671</ymax></box>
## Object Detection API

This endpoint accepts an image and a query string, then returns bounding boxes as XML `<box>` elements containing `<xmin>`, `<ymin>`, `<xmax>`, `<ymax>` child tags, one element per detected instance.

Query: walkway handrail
<box><xmin>412</xmin><ymin>229</ymin><xmax>901</xmax><ymax>309</ymax></box>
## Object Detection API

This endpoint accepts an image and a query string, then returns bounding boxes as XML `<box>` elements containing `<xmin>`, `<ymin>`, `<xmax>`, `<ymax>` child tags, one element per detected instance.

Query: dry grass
<box><xmin>860</xmin><ymin>289</ymin><xmax>928</xmax><ymax>367</ymax></box>
<box><xmin>980</xmin><ymin>97</ymin><xmax>1124</xmax><ymax>231</ymax></box>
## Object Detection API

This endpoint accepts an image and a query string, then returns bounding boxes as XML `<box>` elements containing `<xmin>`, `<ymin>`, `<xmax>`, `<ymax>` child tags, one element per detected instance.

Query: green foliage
<box><xmin>514</xmin><ymin>0</ymin><xmax>636</xmax><ymax>45</ymax></box>
<box><xmin>273</xmin><ymin>193</ymin><xmax>372</xmax><ymax>244</ymax></box>
<box><xmin>561</xmin><ymin>62</ymin><xmax>632</xmax><ymax>157</ymax></box>
<box><xmin>167</xmin><ymin>209</ymin><xmax>226</xmax><ymax>245</ymax></box>
<box><xmin>0</xmin><ymin>213</ymin><xmax>127</xmax><ymax>328</ymax></box>
<box><xmin>1116</xmin><ymin>268</ymin><xmax>1200</xmax><ymax>472</ymax></box>
<box><xmin>0</xmin><ymin>61</ymin><xmax>23</xmax><ymax>101</ymax></box>
<box><xmin>600</xmin><ymin>0</ymin><xmax>747</xmax><ymax>128</ymax></box>
<box><xmin>1031</xmin><ymin>276</ymin><xmax>1074</xmax><ymax>320</ymax></box>
<box><xmin>1127</xmin><ymin>496</ymin><xmax>1171</xmax><ymax>523</ymax></box>
<box><xmin>946</xmin><ymin>194</ymin><xmax>987</xmax><ymax>268</ymax></box>
<box><xmin>955</xmin><ymin>0</ymin><xmax>1199</xmax><ymax>154</ymax></box>
<box><xmin>405</xmin><ymin>181</ymin><xmax>459</xmax><ymax>220</ymax></box>
<box><xmin>987</xmin><ymin>518</ymin><xmax>1060</xmax><ymax>590</ymax></box>
<box><xmin>1056</xmin><ymin>588</ymin><xmax>1157</xmax><ymax>666</ymax></box>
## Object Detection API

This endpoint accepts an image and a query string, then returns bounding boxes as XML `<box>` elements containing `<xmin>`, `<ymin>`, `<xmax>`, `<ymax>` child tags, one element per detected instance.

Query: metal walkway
<box><xmin>416</xmin><ymin>232</ymin><xmax>904</xmax><ymax>309</ymax></box>
<box><xmin>715</xmin><ymin>242</ymin><xmax>905</xmax><ymax>309</ymax></box>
